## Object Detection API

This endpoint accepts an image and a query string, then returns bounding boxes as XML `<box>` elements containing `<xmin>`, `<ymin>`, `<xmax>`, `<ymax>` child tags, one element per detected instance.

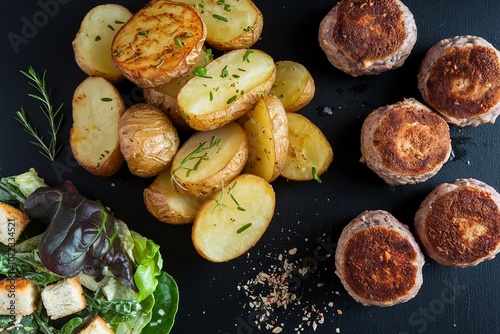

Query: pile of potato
<box><xmin>70</xmin><ymin>0</ymin><xmax>333</xmax><ymax>262</ymax></box>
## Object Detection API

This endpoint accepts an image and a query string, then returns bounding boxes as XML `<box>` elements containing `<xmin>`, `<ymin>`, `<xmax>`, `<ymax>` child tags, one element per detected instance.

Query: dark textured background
<box><xmin>1</xmin><ymin>1</ymin><xmax>499</xmax><ymax>333</ymax></box>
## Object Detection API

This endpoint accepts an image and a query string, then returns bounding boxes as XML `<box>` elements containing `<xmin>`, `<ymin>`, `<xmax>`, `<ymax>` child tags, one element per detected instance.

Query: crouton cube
<box><xmin>79</xmin><ymin>316</ymin><xmax>114</xmax><ymax>334</ymax></box>
<box><xmin>0</xmin><ymin>203</ymin><xmax>30</xmax><ymax>246</ymax></box>
<box><xmin>41</xmin><ymin>278</ymin><xmax>87</xmax><ymax>320</ymax></box>
<box><xmin>0</xmin><ymin>277</ymin><xmax>39</xmax><ymax>316</ymax></box>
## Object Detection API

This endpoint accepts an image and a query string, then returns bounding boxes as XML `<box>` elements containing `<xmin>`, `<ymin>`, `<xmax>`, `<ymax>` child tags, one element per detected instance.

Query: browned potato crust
<box><xmin>111</xmin><ymin>0</ymin><xmax>207</xmax><ymax>88</ymax></box>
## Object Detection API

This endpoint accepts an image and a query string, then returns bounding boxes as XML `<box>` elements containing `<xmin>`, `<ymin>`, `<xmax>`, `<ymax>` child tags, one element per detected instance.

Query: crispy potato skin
<box><xmin>70</xmin><ymin>77</ymin><xmax>126</xmax><ymax>177</ymax></box>
<box><xmin>119</xmin><ymin>103</ymin><xmax>180</xmax><ymax>178</ymax></box>
<box><xmin>143</xmin><ymin>88</ymin><xmax>192</xmax><ymax>132</ymax></box>
<box><xmin>111</xmin><ymin>0</ymin><xmax>207</xmax><ymax>88</ymax></box>
<box><xmin>73</xmin><ymin>4</ymin><xmax>132</xmax><ymax>83</ymax></box>
<box><xmin>144</xmin><ymin>169</ymin><xmax>206</xmax><ymax>224</ymax></box>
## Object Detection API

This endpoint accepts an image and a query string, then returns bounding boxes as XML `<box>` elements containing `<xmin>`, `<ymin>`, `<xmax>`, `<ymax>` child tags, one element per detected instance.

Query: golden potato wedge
<box><xmin>171</xmin><ymin>122</ymin><xmax>248</xmax><ymax>197</ymax></box>
<box><xmin>143</xmin><ymin>88</ymin><xmax>191</xmax><ymax>132</ymax></box>
<box><xmin>119</xmin><ymin>104</ymin><xmax>180</xmax><ymax>178</ymax></box>
<box><xmin>271</xmin><ymin>60</ymin><xmax>315</xmax><ymax>112</ymax></box>
<box><xmin>239</xmin><ymin>95</ymin><xmax>288</xmax><ymax>182</ymax></box>
<box><xmin>192</xmin><ymin>174</ymin><xmax>275</xmax><ymax>262</ymax></box>
<box><xmin>173</xmin><ymin>0</ymin><xmax>263</xmax><ymax>50</ymax></box>
<box><xmin>144</xmin><ymin>169</ymin><xmax>206</xmax><ymax>224</ymax></box>
<box><xmin>111</xmin><ymin>0</ymin><xmax>207</xmax><ymax>88</ymax></box>
<box><xmin>178</xmin><ymin>49</ymin><xmax>276</xmax><ymax>131</ymax></box>
<box><xmin>280</xmin><ymin>113</ymin><xmax>333</xmax><ymax>181</ymax></box>
<box><xmin>72</xmin><ymin>4</ymin><xmax>132</xmax><ymax>83</ymax></box>
<box><xmin>70</xmin><ymin>77</ymin><xmax>125</xmax><ymax>177</ymax></box>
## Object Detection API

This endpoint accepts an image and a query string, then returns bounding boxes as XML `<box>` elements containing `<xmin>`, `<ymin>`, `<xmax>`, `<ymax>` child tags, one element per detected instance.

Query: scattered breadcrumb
<box><xmin>236</xmin><ymin>246</ymin><xmax>341</xmax><ymax>333</ymax></box>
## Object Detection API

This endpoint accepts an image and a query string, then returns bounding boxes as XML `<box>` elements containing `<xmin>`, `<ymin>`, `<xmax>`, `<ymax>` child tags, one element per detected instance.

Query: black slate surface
<box><xmin>1</xmin><ymin>1</ymin><xmax>500</xmax><ymax>333</ymax></box>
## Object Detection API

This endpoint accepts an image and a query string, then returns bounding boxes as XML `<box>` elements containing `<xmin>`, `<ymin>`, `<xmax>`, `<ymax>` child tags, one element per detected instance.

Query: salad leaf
<box><xmin>0</xmin><ymin>246</ymin><xmax>62</xmax><ymax>286</ymax></box>
<box><xmin>23</xmin><ymin>181</ymin><xmax>136</xmax><ymax>290</ymax></box>
<box><xmin>131</xmin><ymin>231</ymin><xmax>163</xmax><ymax>302</ymax></box>
<box><xmin>142</xmin><ymin>271</ymin><xmax>179</xmax><ymax>334</ymax></box>
<box><xmin>0</xmin><ymin>168</ymin><xmax>46</xmax><ymax>204</ymax></box>
<box><xmin>85</xmin><ymin>290</ymin><xmax>141</xmax><ymax>325</ymax></box>
<box><xmin>0</xmin><ymin>314</ymin><xmax>39</xmax><ymax>333</ymax></box>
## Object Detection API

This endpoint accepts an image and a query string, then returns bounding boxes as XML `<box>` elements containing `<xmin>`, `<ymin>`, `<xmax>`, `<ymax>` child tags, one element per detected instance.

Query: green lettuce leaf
<box><xmin>142</xmin><ymin>271</ymin><xmax>179</xmax><ymax>334</ymax></box>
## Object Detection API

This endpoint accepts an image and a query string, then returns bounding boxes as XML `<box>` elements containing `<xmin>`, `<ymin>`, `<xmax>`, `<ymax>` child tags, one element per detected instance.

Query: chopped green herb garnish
<box><xmin>227</xmin><ymin>95</ymin><xmax>237</xmax><ymax>104</ymax></box>
<box><xmin>108</xmin><ymin>24</ymin><xmax>115</xmax><ymax>31</ymax></box>
<box><xmin>209</xmin><ymin>91</ymin><xmax>214</xmax><ymax>101</ymax></box>
<box><xmin>204</xmin><ymin>48</ymin><xmax>213</xmax><ymax>62</ymax></box>
<box><xmin>237</xmin><ymin>223</ymin><xmax>252</xmax><ymax>234</ymax></box>
<box><xmin>115</xmin><ymin>20</ymin><xmax>125</xmax><ymax>24</ymax></box>
<box><xmin>312</xmin><ymin>167</ymin><xmax>322</xmax><ymax>183</ymax></box>
<box><xmin>101</xmin><ymin>97</ymin><xmax>113</xmax><ymax>102</ymax></box>
<box><xmin>95</xmin><ymin>35</ymin><xmax>102</xmax><ymax>42</ymax></box>
<box><xmin>243</xmin><ymin>50</ymin><xmax>254</xmax><ymax>63</ymax></box>
<box><xmin>175</xmin><ymin>37</ymin><xmax>183</xmax><ymax>48</ymax></box>
<box><xmin>243</xmin><ymin>26</ymin><xmax>253</xmax><ymax>32</ymax></box>
<box><xmin>212</xmin><ymin>14</ymin><xmax>228</xmax><ymax>22</ymax></box>
<box><xmin>212</xmin><ymin>181</ymin><xmax>227</xmax><ymax>213</ymax></box>
<box><xmin>137</xmin><ymin>30</ymin><xmax>148</xmax><ymax>36</ymax></box>
<box><xmin>232</xmin><ymin>74</ymin><xmax>240</xmax><ymax>78</ymax></box>
<box><xmin>221</xmin><ymin>65</ymin><xmax>229</xmax><ymax>78</ymax></box>
<box><xmin>171</xmin><ymin>136</ymin><xmax>222</xmax><ymax>182</ymax></box>
<box><xmin>193</xmin><ymin>66</ymin><xmax>212</xmax><ymax>78</ymax></box>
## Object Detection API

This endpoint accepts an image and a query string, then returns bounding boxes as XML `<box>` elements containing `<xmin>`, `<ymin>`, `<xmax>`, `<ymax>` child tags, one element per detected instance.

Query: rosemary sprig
<box><xmin>171</xmin><ymin>136</ymin><xmax>222</xmax><ymax>183</ymax></box>
<box><xmin>212</xmin><ymin>181</ymin><xmax>246</xmax><ymax>213</ymax></box>
<box><xmin>15</xmin><ymin>67</ymin><xmax>64</xmax><ymax>161</ymax></box>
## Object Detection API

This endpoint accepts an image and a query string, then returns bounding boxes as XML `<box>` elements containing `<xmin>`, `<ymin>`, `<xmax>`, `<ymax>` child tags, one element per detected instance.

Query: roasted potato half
<box><xmin>173</xmin><ymin>0</ymin><xmax>263</xmax><ymax>50</ymax></box>
<box><xmin>70</xmin><ymin>77</ymin><xmax>126</xmax><ymax>177</ymax></box>
<box><xmin>111</xmin><ymin>0</ymin><xmax>207</xmax><ymax>88</ymax></box>
<box><xmin>72</xmin><ymin>4</ymin><xmax>132</xmax><ymax>83</ymax></box>
<box><xmin>171</xmin><ymin>122</ymin><xmax>248</xmax><ymax>198</ymax></box>
<box><xmin>271</xmin><ymin>60</ymin><xmax>316</xmax><ymax>112</ymax></box>
<box><xmin>144</xmin><ymin>169</ymin><xmax>206</xmax><ymax>224</ymax></box>
<box><xmin>178</xmin><ymin>49</ymin><xmax>276</xmax><ymax>131</ymax></box>
<box><xmin>239</xmin><ymin>95</ymin><xmax>288</xmax><ymax>182</ymax></box>
<box><xmin>119</xmin><ymin>104</ymin><xmax>180</xmax><ymax>178</ymax></box>
<box><xmin>280</xmin><ymin>113</ymin><xmax>333</xmax><ymax>181</ymax></box>
<box><xmin>192</xmin><ymin>174</ymin><xmax>275</xmax><ymax>262</ymax></box>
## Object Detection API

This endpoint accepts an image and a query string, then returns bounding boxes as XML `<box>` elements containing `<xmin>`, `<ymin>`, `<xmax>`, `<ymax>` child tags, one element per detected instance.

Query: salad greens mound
<box><xmin>0</xmin><ymin>169</ymin><xmax>179</xmax><ymax>334</ymax></box>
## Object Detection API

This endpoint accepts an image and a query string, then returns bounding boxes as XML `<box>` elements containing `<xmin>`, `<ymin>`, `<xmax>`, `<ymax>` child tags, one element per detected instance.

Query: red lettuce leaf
<box><xmin>24</xmin><ymin>181</ymin><xmax>136</xmax><ymax>290</ymax></box>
